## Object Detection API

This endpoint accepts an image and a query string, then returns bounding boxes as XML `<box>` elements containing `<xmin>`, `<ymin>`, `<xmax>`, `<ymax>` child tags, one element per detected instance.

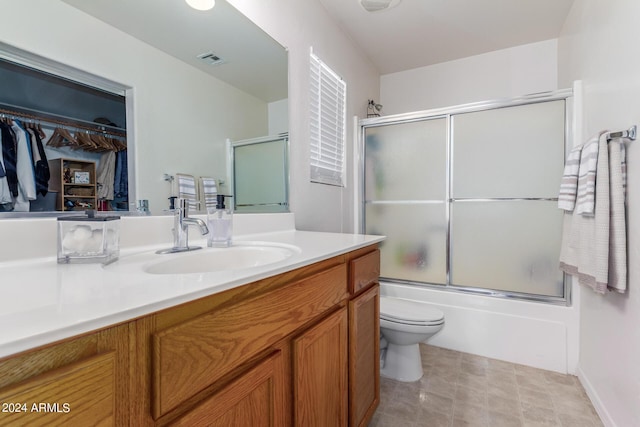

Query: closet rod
<box><xmin>0</xmin><ymin>102</ymin><xmax>126</xmax><ymax>137</ymax></box>
<box><xmin>606</xmin><ymin>125</ymin><xmax>636</xmax><ymax>142</ymax></box>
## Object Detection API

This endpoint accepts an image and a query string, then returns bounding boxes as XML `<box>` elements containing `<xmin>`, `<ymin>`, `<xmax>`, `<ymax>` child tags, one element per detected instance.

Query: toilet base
<box><xmin>380</xmin><ymin>342</ymin><xmax>423</xmax><ymax>382</ymax></box>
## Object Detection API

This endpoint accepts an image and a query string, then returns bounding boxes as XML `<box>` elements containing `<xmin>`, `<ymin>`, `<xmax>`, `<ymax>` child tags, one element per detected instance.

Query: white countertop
<box><xmin>0</xmin><ymin>229</ymin><xmax>383</xmax><ymax>359</ymax></box>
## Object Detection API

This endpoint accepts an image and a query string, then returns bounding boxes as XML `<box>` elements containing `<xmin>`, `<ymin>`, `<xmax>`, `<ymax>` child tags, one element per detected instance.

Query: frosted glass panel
<box><xmin>364</xmin><ymin>118</ymin><xmax>446</xmax><ymax>201</ymax></box>
<box><xmin>450</xmin><ymin>201</ymin><xmax>563</xmax><ymax>297</ymax></box>
<box><xmin>365</xmin><ymin>203</ymin><xmax>446</xmax><ymax>284</ymax></box>
<box><xmin>452</xmin><ymin>100</ymin><xmax>565</xmax><ymax>198</ymax></box>
<box><xmin>234</xmin><ymin>138</ymin><xmax>287</xmax><ymax>213</ymax></box>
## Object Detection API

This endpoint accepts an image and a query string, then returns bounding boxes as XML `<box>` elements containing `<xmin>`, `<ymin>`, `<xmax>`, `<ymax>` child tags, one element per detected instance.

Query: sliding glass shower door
<box><xmin>362</xmin><ymin>94</ymin><xmax>569</xmax><ymax>303</ymax></box>
<box><xmin>364</xmin><ymin>118</ymin><xmax>448</xmax><ymax>285</ymax></box>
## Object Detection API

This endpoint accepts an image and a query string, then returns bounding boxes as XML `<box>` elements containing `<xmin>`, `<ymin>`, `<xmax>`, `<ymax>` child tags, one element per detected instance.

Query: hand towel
<box><xmin>575</xmin><ymin>134</ymin><xmax>601</xmax><ymax>216</ymax></box>
<box><xmin>607</xmin><ymin>138</ymin><xmax>627</xmax><ymax>292</ymax></box>
<box><xmin>558</xmin><ymin>144</ymin><xmax>583</xmax><ymax>211</ymax></box>
<box><xmin>176</xmin><ymin>173</ymin><xmax>198</xmax><ymax>211</ymax></box>
<box><xmin>199</xmin><ymin>177</ymin><xmax>218</xmax><ymax>210</ymax></box>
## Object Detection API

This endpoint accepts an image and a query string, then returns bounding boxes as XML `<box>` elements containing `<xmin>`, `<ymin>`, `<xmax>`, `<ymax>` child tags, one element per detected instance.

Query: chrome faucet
<box><xmin>157</xmin><ymin>198</ymin><xmax>209</xmax><ymax>254</ymax></box>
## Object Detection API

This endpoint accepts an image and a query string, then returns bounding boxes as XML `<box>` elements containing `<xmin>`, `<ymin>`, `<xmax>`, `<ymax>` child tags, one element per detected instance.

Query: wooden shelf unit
<box><xmin>48</xmin><ymin>158</ymin><xmax>97</xmax><ymax>211</ymax></box>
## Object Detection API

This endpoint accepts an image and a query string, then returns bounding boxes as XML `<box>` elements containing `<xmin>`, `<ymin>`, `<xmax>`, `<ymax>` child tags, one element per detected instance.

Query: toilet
<box><xmin>379</xmin><ymin>296</ymin><xmax>445</xmax><ymax>382</ymax></box>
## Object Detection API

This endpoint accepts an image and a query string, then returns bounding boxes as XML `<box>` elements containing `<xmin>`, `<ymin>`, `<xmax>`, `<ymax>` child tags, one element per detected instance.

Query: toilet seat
<box><xmin>380</xmin><ymin>296</ymin><xmax>444</xmax><ymax>326</ymax></box>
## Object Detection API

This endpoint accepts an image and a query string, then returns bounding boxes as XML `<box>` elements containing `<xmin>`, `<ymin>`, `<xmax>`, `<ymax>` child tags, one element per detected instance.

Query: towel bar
<box><xmin>606</xmin><ymin>125</ymin><xmax>636</xmax><ymax>142</ymax></box>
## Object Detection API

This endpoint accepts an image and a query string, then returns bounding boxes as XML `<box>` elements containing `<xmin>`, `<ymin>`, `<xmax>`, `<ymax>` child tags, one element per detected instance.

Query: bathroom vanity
<box><xmin>0</xmin><ymin>219</ymin><xmax>382</xmax><ymax>427</ymax></box>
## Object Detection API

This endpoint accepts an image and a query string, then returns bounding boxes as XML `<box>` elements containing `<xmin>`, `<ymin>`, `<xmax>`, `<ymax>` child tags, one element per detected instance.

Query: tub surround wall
<box><xmin>381</xmin><ymin>282</ymin><xmax>578</xmax><ymax>374</ymax></box>
<box><xmin>558</xmin><ymin>0</ymin><xmax>640</xmax><ymax>425</ymax></box>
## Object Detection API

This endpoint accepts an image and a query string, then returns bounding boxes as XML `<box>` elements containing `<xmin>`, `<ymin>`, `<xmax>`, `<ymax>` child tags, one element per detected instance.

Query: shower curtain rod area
<box><xmin>606</xmin><ymin>125</ymin><xmax>636</xmax><ymax>142</ymax></box>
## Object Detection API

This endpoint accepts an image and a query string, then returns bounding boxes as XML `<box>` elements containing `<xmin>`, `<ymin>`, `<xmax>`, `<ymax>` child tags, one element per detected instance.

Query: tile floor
<box><xmin>369</xmin><ymin>344</ymin><xmax>603</xmax><ymax>427</ymax></box>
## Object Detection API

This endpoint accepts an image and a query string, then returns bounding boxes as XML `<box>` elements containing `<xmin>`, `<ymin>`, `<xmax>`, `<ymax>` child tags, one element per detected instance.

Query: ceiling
<box><xmin>61</xmin><ymin>0</ymin><xmax>576</xmax><ymax>95</ymax></box>
<box><xmin>317</xmin><ymin>0</ymin><xmax>576</xmax><ymax>74</ymax></box>
<box><xmin>62</xmin><ymin>0</ymin><xmax>288</xmax><ymax>103</ymax></box>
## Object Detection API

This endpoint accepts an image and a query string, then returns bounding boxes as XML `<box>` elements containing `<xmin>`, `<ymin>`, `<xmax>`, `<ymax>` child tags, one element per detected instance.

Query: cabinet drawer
<box><xmin>349</xmin><ymin>249</ymin><xmax>380</xmax><ymax>295</ymax></box>
<box><xmin>0</xmin><ymin>352</ymin><xmax>115</xmax><ymax>426</ymax></box>
<box><xmin>153</xmin><ymin>263</ymin><xmax>348</xmax><ymax>417</ymax></box>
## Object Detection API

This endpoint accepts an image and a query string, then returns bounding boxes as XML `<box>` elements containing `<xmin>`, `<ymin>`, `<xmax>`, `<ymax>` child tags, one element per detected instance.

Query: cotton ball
<box><xmin>73</xmin><ymin>225</ymin><xmax>92</xmax><ymax>242</ymax></box>
<box><xmin>86</xmin><ymin>229</ymin><xmax>104</xmax><ymax>253</ymax></box>
<box><xmin>70</xmin><ymin>225</ymin><xmax>92</xmax><ymax>252</ymax></box>
<box><xmin>62</xmin><ymin>230</ymin><xmax>78</xmax><ymax>252</ymax></box>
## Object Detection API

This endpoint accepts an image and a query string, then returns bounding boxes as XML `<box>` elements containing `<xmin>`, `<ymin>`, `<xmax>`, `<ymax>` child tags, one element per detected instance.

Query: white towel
<box><xmin>558</xmin><ymin>144</ymin><xmax>583</xmax><ymax>211</ymax></box>
<box><xmin>575</xmin><ymin>134</ymin><xmax>602</xmax><ymax>215</ymax></box>
<box><xmin>607</xmin><ymin>139</ymin><xmax>627</xmax><ymax>293</ymax></box>
<box><xmin>560</xmin><ymin>133</ymin><xmax>609</xmax><ymax>293</ymax></box>
<box><xmin>559</xmin><ymin>133</ymin><xmax>628</xmax><ymax>294</ymax></box>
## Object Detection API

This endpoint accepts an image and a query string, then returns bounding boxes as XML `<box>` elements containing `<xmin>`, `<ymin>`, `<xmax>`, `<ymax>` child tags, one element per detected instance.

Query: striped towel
<box><xmin>199</xmin><ymin>177</ymin><xmax>218</xmax><ymax>210</ymax></box>
<box><xmin>176</xmin><ymin>173</ymin><xmax>199</xmax><ymax>211</ymax></box>
<box><xmin>575</xmin><ymin>133</ymin><xmax>602</xmax><ymax>216</ymax></box>
<box><xmin>558</xmin><ymin>144</ymin><xmax>583</xmax><ymax>211</ymax></box>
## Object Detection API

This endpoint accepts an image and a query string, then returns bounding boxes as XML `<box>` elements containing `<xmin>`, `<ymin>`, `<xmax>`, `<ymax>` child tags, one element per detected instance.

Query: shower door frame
<box><xmin>358</xmin><ymin>89</ymin><xmax>574</xmax><ymax>306</ymax></box>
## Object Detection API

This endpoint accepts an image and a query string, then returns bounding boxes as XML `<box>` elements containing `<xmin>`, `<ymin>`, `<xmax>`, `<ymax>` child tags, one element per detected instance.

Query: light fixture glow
<box><xmin>359</xmin><ymin>0</ymin><xmax>401</xmax><ymax>12</ymax></box>
<box><xmin>186</xmin><ymin>0</ymin><xmax>215</xmax><ymax>11</ymax></box>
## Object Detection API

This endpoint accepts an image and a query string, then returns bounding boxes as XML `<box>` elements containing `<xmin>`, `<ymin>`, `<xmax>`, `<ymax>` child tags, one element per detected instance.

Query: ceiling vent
<box><xmin>197</xmin><ymin>52</ymin><xmax>225</xmax><ymax>66</ymax></box>
<box><xmin>359</xmin><ymin>0</ymin><xmax>401</xmax><ymax>12</ymax></box>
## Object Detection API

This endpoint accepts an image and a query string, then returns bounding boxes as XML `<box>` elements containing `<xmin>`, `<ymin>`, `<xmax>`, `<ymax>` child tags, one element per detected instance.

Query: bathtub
<box><xmin>379</xmin><ymin>280</ymin><xmax>580</xmax><ymax>374</ymax></box>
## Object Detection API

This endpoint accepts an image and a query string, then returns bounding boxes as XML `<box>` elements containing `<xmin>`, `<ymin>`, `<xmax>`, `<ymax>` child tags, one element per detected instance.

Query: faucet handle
<box><xmin>173</xmin><ymin>197</ymin><xmax>188</xmax><ymax>219</ymax></box>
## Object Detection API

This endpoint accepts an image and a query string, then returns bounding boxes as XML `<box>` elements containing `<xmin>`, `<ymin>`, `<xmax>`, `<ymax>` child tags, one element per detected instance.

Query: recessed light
<box><xmin>186</xmin><ymin>0</ymin><xmax>215</xmax><ymax>11</ymax></box>
<box><xmin>359</xmin><ymin>0</ymin><xmax>401</xmax><ymax>12</ymax></box>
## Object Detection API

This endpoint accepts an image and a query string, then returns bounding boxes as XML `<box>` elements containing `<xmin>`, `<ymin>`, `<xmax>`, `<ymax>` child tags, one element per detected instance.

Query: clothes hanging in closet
<box><xmin>26</xmin><ymin>127</ymin><xmax>50</xmax><ymax>196</ymax></box>
<box><xmin>0</xmin><ymin>120</ymin><xmax>18</xmax><ymax>200</ymax></box>
<box><xmin>12</xmin><ymin>120</ymin><xmax>37</xmax><ymax>211</ymax></box>
<box><xmin>114</xmin><ymin>149</ymin><xmax>128</xmax><ymax>200</ymax></box>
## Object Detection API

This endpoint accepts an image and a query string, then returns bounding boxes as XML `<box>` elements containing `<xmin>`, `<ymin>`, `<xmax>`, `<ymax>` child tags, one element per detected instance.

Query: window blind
<box><xmin>309</xmin><ymin>50</ymin><xmax>346</xmax><ymax>187</ymax></box>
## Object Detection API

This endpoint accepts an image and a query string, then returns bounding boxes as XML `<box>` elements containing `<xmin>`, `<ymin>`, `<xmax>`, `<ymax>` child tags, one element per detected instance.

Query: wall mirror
<box><xmin>0</xmin><ymin>0</ymin><xmax>288</xmax><ymax>217</ymax></box>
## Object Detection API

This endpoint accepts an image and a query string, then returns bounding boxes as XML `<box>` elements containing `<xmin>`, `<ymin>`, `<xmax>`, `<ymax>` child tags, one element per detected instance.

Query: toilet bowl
<box><xmin>380</xmin><ymin>296</ymin><xmax>444</xmax><ymax>382</ymax></box>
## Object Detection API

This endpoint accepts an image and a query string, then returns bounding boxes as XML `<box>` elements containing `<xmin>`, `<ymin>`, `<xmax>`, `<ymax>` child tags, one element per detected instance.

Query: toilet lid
<box><xmin>380</xmin><ymin>296</ymin><xmax>444</xmax><ymax>325</ymax></box>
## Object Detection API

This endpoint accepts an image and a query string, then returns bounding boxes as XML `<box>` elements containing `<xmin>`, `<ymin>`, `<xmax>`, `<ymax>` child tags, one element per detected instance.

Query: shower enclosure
<box><xmin>360</xmin><ymin>90</ymin><xmax>572</xmax><ymax>304</ymax></box>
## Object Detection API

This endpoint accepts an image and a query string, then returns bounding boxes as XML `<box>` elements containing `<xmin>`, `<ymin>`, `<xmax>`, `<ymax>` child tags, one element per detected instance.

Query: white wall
<box><xmin>380</xmin><ymin>39</ymin><xmax>558</xmax><ymax>114</ymax></box>
<box><xmin>268</xmin><ymin>99</ymin><xmax>289</xmax><ymax>135</ymax></box>
<box><xmin>0</xmin><ymin>0</ymin><xmax>268</xmax><ymax>214</ymax></box>
<box><xmin>228</xmin><ymin>0</ymin><xmax>380</xmax><ymax>233</ymax></box>
<box><xmin>558</xmin><ymin>1</ymin><xmax>640</xmax><ymax>426</ymax></box>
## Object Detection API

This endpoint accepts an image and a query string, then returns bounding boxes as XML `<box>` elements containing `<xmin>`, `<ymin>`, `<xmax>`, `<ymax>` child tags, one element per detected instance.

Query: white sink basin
<box><xmin>143</xmin><ymin>242</ymin><xmax>300</xmax><ymax>275</ymax></box>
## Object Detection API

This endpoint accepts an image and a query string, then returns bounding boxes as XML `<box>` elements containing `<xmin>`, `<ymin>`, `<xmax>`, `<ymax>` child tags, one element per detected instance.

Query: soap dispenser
<box><xmin>207</xmin><ymin>195</ymin><xmax>233</xmax><ymax>247</ymax></box>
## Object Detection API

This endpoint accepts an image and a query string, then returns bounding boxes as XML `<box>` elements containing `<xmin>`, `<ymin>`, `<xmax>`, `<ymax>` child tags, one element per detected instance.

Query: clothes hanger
<box><xmin>37</xmin><ymin>123</ymin><xmax>46</xmax><ymax>140</ymax></box>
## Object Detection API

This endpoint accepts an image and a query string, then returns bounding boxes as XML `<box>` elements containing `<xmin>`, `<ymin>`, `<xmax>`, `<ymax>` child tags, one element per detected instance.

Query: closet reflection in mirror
<box><xmin>0</xmin><ymin>58</ymin><xmax>128</xmax><ymax>214</ymax></box>
<box><xmin>0</xmin><ymin>0</ymin><xmax>288</xmax><ymax>217</ymax></box>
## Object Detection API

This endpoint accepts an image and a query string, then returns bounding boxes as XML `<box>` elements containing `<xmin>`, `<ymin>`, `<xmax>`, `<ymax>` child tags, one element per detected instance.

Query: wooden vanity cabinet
<box><xmin>0</xmin><ymin>244</ymin><xmax>380</xmax><ymax>426</ymax></box>
<box><xmin>131</xmin><ymin>254</ymin><xmax>351</xmax><ymax>426</ymax></box>
<box><xmin>0</xmin><ymin>323</ymin><xmax>131</xmax><ymax>426</ymax></box>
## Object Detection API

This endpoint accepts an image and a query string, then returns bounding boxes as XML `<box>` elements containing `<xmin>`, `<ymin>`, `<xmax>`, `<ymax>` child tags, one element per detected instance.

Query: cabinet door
<box><xmin>0</xmin><ymin>324</ymin><xmax>129</xmax><ymax>427</ymax></box>
<box><xmin>172</xmin><ymin>350</ymin><xmax>286</xmax><ymax>427</ymax></box>
<box><xmin>349</xmin><ymin>284</ymin><xmax>380</xmax><ymax>427</ymax></box>
<box><xmin>0</xmin><ymin>352</ymin><xmax>115</xmax><ymax>427</ymax></box>
<box><xmin>293</xmin><ymin>307</ymin><xmax>348</xmax><ymax>427</ymax></box>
